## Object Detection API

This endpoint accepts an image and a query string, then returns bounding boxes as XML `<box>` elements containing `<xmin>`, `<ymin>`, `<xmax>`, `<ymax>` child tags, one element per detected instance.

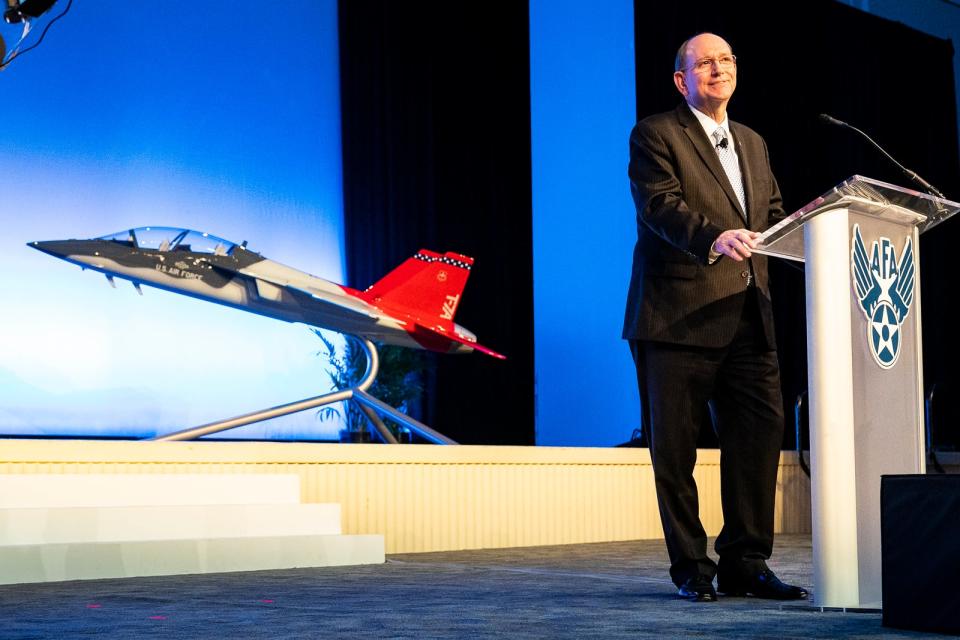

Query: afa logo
<box><xmin>851</xmin><ymin>224</ymin><xmax>915</xmax><ymax>369</ymax></box>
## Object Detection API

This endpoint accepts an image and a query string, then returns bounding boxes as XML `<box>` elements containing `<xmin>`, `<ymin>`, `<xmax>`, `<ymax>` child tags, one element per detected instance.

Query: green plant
<box><xmin>315</xmin><ymin>331</ymin><xmax>367</xmax><ymax>432</ymax></box>
<box><xmin>314</xmin><ymin>330</ymin><xmax>428</xmax><ymax>438</ymax></box>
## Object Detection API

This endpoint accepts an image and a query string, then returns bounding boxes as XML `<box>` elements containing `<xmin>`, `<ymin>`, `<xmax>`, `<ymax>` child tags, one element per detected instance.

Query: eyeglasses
<box><xmin>681</xmin><ymin>54</ymin><xmax>737</xmax><ymax>74</ymax></box>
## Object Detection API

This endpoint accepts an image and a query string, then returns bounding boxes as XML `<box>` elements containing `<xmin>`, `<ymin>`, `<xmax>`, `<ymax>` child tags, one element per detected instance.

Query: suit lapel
<box><xmin>676</xmin><ymin>105</ymin><xmax>747</xmax><ymax>222</ymax></box>
<box><xmin>730</xmin><ymin>122</ymin><xmax>756</xmax><ymax>227</ymax></box>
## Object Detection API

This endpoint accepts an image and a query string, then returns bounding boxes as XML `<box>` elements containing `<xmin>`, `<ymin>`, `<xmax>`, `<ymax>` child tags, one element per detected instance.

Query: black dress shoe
<box><xmin>718</xmin><ymin>569</ymin><xmax>808</xmax><ymax>600</ymax></box>
<box><xmin>677</xmin><ymin>575</ymin><xmax>717</xmax><ymax>602</ymax></box>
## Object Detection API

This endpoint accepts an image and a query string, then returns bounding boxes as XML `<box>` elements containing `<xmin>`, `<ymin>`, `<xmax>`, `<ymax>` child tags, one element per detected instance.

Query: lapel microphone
<box><xmin>819</xmin><ymin>113</ymin><xmax>945</xmax><ymax>199</ymax></box>
<box><xmin>715</xmin><ymin>137</ymin><xmax>729</xmax><ymax>150</ymax></box>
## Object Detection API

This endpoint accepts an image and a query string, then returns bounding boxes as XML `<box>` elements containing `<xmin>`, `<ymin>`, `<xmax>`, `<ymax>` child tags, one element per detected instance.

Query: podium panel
<box><xmin>756</xmin><ymin>176</ymin><xmax>960</xmax><ymax>609</ymax></box>
<box><xmin>805</xmin><ymin>208</ymin><xmax>924</xmax><ymax>608</ymax></box>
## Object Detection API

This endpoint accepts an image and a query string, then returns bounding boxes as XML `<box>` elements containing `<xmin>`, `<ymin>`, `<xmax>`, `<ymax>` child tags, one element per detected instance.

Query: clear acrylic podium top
<box><xmin>754</xmin><ymin>175</ymin><xmax>960</xmax><ymax>262</ymax></box>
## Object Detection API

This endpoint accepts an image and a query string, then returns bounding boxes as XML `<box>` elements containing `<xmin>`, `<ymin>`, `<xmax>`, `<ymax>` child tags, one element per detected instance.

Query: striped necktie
<box><xmin>713</xmin><ymin>126</ymin><xmax>747</xmax><ymax>219</ymax></box>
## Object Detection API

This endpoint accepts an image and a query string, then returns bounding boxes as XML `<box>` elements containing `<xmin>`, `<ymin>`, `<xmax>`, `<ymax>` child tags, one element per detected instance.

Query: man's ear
<box><xmin>673</xmin><ymin>71</ymin><xmax>688</xmax><ymax>96</ymax></box>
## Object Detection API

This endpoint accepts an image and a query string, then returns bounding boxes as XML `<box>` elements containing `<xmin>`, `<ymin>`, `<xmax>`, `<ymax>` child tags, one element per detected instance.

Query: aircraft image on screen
<box><xmin>30</xmin><ymin>226</ymin><xmax>505</xmax><ymax>360</ymax></box>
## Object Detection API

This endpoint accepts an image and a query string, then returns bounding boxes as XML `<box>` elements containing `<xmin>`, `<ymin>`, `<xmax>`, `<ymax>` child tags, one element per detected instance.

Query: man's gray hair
<box><xmin>674</xmin><ymin>37</ymin><xmax>695</xmax><ymax>72</ymax></box>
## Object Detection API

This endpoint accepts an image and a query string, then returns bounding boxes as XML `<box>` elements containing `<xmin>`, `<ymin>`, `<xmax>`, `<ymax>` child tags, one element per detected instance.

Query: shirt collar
<box><xmin>687</xmin><ymin>103</ymin><xmax>731</xmax><ymax>144</ymax></box>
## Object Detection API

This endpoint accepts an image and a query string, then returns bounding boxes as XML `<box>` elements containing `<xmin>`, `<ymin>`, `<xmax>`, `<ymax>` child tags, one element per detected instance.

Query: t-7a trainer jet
<box><xmin>30</xmin><ymin>226</ymin><xmax>505</xmax><ymax>360</ymax></box>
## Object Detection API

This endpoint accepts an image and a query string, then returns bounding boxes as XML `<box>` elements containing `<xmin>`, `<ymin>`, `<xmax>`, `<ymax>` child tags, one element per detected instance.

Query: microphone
<box><xmin>819</xmin><ymin>113</ymin><xmax>847</xmax><ymax>128</ymax></box>
<box><xmin>715</xmin><ymin>136</ymin><xmax>728</xmax><ymax>150</ymax></box>
<box><xmin>819</xmin><ymin>113</ymin><xmax>946</xmax><ymax>199</ymax></box>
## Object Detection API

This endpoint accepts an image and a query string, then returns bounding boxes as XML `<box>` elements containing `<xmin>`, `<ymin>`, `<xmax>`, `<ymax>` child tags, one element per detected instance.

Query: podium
<box><xmin>756</xmin><ymin>176</ymin><xmax>960</xmax><ymax>609</ymax></box>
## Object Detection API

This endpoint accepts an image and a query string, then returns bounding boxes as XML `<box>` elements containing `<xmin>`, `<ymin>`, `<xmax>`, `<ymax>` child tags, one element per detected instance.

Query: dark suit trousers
<box><xmin>629</xmin><ymin>290</ymin><xmax>784</xmax><ymax>587</ymax></box>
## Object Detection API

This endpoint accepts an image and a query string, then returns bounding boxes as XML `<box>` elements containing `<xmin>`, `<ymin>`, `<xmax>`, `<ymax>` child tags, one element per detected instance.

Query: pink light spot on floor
<box><xmin>259</xmin><ymin>599</ymin><xmax>275</xmax><ymax>603</ymax></box>
<box><xmin>149</xmin><ymin>615</ymin><xmax>168</xmax><ymax>620</ymax></box>
<box><xmin>86</xmin><ymin>604</ymin><xmax>102</xmax><ymax>609</ymax></box>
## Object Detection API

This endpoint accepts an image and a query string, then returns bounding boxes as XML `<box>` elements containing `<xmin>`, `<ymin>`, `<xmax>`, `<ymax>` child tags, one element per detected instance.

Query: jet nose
<box><xmin>28</xmin><ymin>240</ymin><xmax>76</xmax><ymax>259</ymax></box>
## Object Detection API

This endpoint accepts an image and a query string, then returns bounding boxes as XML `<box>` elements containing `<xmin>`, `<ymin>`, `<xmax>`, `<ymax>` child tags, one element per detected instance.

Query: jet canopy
<box><xmin>99</xmin><ymin>227</ymin><xmax>242</xmax><ymax>256</ymax></box>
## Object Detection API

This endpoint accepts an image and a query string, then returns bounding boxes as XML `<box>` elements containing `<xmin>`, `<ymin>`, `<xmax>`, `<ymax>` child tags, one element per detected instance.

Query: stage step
<box><xmin>0</xmin><ymin>473</ymin><xmax>301</xmax><ymax>508</ymax></box>
<box><xmin>0</xmin><ymin>503</ymin><xmax>343</xmax><ymax>545</ymax></box>
<box><xmin>0</xmin><ymin>534</ymin><xmax>385</xmax><ymax>585</ymax></box>
<box><xmin>0</xmin><ymin>474</ymin><xmax>384</xmax><ymax>585</ymax></box>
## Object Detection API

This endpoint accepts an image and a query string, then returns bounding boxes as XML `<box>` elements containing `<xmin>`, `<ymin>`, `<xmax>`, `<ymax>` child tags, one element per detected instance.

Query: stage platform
<box><xmin>1</xmin><ymin>533</ymin><xmax>952</xmax><ymax>639</ymax></box>
<box><xmin>1</xmin><ymin>439</ymin><xmax>814</xmax><ymax>554</ymax></box>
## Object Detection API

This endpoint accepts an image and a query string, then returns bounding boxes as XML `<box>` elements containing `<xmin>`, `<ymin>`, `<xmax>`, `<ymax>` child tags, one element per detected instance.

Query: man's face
<box><xmin>673</xmin><ymin>34</ymin><xmax>737</xmax><ymax>113</ymax></box>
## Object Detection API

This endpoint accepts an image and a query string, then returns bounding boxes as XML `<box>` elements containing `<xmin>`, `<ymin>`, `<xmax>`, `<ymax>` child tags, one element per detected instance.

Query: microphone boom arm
<box><xmin>820</xmin><ymin>113</ymin><xmax>946</xmax><ymax>200</ymax></box>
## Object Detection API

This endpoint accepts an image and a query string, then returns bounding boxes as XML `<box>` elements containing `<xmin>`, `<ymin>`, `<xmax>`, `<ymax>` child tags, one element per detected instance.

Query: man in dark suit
<box><xmin>623</xmin><ymin>32</ymin><xmax>807</xmax><ymax>602</ymax></box>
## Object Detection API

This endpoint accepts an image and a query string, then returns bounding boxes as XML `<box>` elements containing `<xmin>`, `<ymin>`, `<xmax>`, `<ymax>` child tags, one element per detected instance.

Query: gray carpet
<box><xmin>0</xmin><ymin>535</ymin><xmax>950</xmax><ymax>638</ymax></box>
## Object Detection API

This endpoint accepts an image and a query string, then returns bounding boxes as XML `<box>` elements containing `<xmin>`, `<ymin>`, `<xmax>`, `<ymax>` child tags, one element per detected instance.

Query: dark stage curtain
<box><xmin>633</xmin><ymin>0</ymin><xmax>960</xmax><ymax>449</ymax></box>
<box><xmin>338</xmin><ymin>1</ymin><xmax>534</xmax><ymax>445</ymax></box>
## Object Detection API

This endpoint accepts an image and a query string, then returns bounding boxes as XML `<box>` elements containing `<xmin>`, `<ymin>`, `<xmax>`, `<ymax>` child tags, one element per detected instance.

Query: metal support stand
<box><xmin>150</xmin><ymin>337</ymin><xmax>457</xmax><ymax>444</ymax></box>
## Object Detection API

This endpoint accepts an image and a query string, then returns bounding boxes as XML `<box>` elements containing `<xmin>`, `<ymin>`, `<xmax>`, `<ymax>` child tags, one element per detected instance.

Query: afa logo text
<box><xmin>850</xmin><ymin>224</ymin><xmax>915</xmax><ymax>369</ymax></box>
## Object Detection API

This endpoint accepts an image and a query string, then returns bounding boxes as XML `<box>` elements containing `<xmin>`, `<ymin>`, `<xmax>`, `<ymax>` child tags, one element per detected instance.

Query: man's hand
<box><xmin>711</xmin><ymin>229</ymin><xmax>760</xmax><ymax>262</ymax></box>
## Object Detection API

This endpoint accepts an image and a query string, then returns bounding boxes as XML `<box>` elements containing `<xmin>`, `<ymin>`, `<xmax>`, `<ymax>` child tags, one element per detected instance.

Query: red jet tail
<box><xmin>358</xmin><ymin>250</ymin><xmax>505</xmax><ymax>359</ymax></box>
<box><xmin>362</xmin><ymin>250</ymin><xmax>472</xmax><ymax>322</ymax></box>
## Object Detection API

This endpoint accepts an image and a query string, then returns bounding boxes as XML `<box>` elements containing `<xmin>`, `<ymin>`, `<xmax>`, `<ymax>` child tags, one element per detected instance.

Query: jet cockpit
<box><xmin>99</xmin><ymin>227</ymin><xmax>244</xmax><ymax>256</ymax></box>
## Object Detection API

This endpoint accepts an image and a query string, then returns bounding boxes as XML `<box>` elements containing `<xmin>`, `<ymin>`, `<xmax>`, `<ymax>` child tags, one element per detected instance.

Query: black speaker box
<box><xmin>881</xmin><ymin>474</ymin><xmax>960</xmax><ymax>634</ymax></box>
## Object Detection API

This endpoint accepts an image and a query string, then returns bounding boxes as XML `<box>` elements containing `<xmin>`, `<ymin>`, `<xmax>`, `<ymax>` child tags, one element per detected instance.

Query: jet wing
<box><xmin>284</xmin><ymin>283</ymin><xmax>381</xmax><ymax>319</ymax></box>
<box><xmin>415</xmin><ymin>322</ymin><xmax>507</xmax><ymax>360</ymax></box>
<box><xmin>210</xmin><ymin>261</ymin><xmax>383</xmax><ymax>327</ymax></box>
<box><xmin>454</xmin><ymin>338</ymin><xmax>506</xmax><ymax>360</ymax></box>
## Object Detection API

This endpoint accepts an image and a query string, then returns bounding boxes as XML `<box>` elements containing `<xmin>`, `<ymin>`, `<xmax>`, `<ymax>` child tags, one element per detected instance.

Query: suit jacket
<box><xmin>622</xmin><ymin>103</ymin><xmax>784</xmax><ymax>349</ymax></box>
